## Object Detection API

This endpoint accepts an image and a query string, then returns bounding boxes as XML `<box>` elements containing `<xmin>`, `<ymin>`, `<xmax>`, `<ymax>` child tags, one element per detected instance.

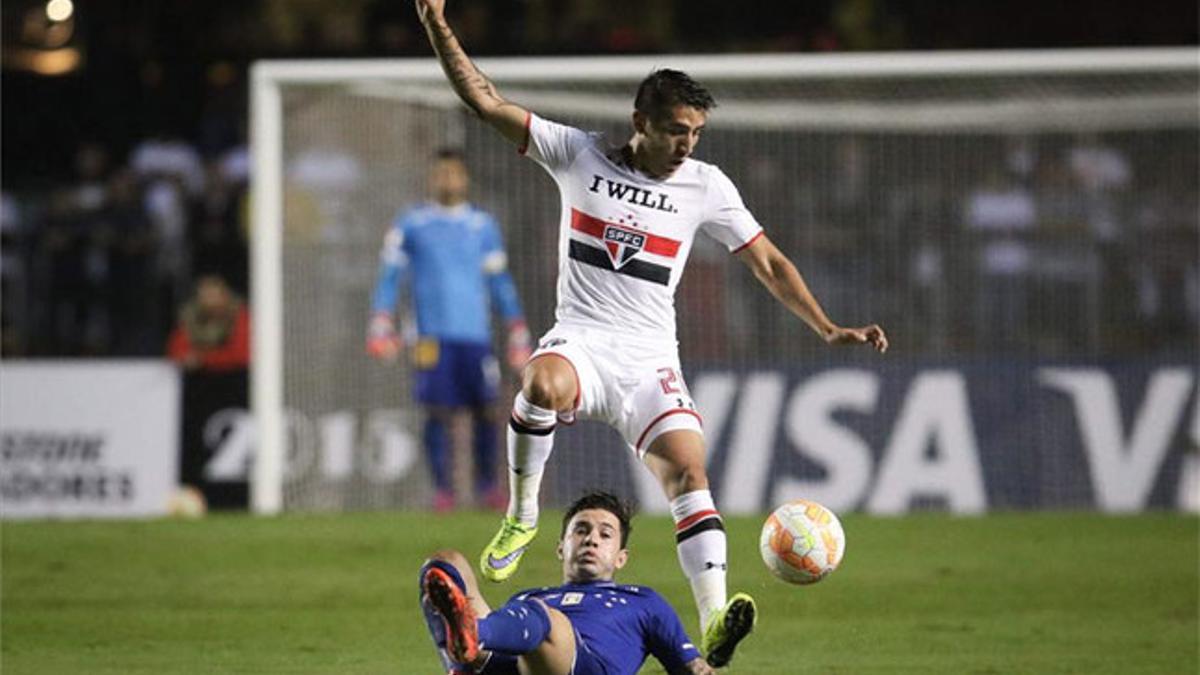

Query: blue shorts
<box><xmin>569</xmin><ymin>634</ymin><xmax>613</xmax><ymax>675</ymax></box>
<box><xmin>413</xmin><ymin>338</ymin><xmax>500</xmax><ymax>407</ymax></box>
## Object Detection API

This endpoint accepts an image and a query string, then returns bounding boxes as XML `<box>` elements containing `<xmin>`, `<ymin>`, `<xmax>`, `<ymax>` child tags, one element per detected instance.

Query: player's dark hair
<box><xmin>634</xmin><ymin>69</ymin><xmax>716</xmax><ymax>121</ymax></box>
<box><xmin>561</xmin><ymin>491</ymin><xmax>635</xmax><ymax>549</ymax></box>
<box><xmin>434</xmin><ymin>147</ymin><xmax>466</xmax><ymax>162</ymax></box>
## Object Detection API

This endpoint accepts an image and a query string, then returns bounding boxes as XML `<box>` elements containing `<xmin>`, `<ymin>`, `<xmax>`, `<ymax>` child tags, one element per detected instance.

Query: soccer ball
<box><xmin>759</xmin><ymin>499</ymin><xmax>846</xmax><ymax>585</ymax></box>
<box><xmin>166</xmin><ymin>485</ymin><xmax>208</xmax><ymax>519</ymax></box>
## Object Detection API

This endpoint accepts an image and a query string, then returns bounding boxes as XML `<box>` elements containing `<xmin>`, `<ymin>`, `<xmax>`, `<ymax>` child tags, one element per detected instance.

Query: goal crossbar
<box><xmin>255</xmin><ymin>47</ymin><xmax>1198</xmax><ymax>84</ymax></box>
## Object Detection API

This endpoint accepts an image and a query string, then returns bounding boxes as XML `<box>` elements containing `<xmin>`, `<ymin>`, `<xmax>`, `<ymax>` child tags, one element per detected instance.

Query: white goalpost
<box><xmin>250</xmin><ymin>48</ymin><xmax>1199</xmax><ymax>515</ymax></box>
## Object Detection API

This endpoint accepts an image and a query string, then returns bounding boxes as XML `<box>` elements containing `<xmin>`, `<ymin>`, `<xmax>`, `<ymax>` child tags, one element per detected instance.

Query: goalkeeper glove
<box><xmin>366</xmin><ymin>312</ymin><xmax>402</xmax><ymax>361</ymax></box>
<box><xmin>505</xmin><ymin>319</ymin><xmax>532</xmax><ymax>370</ymax></box>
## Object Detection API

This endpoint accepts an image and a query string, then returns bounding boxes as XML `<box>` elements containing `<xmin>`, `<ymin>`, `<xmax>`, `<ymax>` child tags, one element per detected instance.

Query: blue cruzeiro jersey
<box><xmin>371</xmin><ymin>202</ymin><xmax>523</xmax><ymax>343</ymax></box>
<box><xmin>510</xmin><ymin>581</ymin><xmax>702</xmax><ymax>675</ymax></box>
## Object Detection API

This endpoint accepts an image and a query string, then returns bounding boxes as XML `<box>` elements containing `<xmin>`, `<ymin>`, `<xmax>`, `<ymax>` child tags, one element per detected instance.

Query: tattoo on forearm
<box><xmin>429</xmin><ymin>18</ymin><xmax>500</xmax><ymax>116</ymax></box>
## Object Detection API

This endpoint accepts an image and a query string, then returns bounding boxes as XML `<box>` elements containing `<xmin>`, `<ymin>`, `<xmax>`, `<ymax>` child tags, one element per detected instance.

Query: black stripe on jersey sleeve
<box><xmin>568</xmin><ymin>240</ymin><xmax>671</xmax><ymax>286</ymax></box>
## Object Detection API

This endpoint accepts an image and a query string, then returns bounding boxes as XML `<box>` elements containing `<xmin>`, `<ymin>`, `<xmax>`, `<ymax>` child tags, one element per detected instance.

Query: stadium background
<box><xmin>2</xmin><ymin>1</ymin><xmax>1198</xmax><ymax>673</ymax></box>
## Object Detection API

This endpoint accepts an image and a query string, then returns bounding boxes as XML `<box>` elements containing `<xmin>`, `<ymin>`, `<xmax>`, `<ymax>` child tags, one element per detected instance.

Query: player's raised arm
<box><xmin>736</xmin><ymin>234</ymin><xmax>889</xmax><ymax>353</ymax></box>
<box><xmin>415</xmin><ymin>0</ymin><xmax>529</xmax><ymax>146</ymax></box>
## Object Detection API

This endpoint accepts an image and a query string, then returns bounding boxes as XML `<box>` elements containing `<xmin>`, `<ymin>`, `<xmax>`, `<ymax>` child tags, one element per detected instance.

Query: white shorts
<box><xmin>528</xmin><ymin>323</ymin><xmax>703</xmax><ymax>457</ymax></box>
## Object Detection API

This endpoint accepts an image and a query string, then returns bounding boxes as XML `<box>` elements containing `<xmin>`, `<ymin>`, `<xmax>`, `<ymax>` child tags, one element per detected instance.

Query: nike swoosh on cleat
<box><xmin>486</xmin><ymin>546</ymin><xmax>528</xmax><ymax>569</ymax></box>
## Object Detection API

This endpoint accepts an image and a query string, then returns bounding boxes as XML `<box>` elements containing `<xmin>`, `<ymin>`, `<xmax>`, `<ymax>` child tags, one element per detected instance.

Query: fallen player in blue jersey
<box><xmin>420</xmin><ymin>491</ymin><xmax>732</xmax><ymax>674</ymax></box>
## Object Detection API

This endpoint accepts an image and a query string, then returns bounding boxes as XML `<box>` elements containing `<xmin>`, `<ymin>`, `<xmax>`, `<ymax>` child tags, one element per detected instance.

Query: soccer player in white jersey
<box><xmin>415</xmin><ymin>0</ymin><xmax>889</xmax><ymax>667</ymax></box>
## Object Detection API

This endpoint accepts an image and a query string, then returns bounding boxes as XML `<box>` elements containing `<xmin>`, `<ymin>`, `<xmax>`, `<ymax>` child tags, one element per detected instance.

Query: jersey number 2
<box><xmin>657</xmin><ymin>367</ymin><xmax>681</xmax><ymax>395</ymax></box>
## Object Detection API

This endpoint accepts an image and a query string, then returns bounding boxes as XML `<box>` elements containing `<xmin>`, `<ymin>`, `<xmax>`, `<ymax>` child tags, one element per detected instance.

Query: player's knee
<box><xmin>521</xmin><ymin>602</ymin><xmax>575</xmax><ymax>673</ymax></box>
<box><xmin>421</xmin><ymin>550</ymin><xmax>473</xmax><ymax>597</ymax></box>
<box><xmin>522</xmin><ymin>366</ymin><xmax>572</xmax><ymax>411</ymax></box>
<box><xmin>538</xmin><ymin>602</ymin><xmax>573</xmax><ymax>646</ymax></box>
<box><xmin>428</xmin><ymin>548</ymin><xmax>470</xmax><ymax>572</ymax></box>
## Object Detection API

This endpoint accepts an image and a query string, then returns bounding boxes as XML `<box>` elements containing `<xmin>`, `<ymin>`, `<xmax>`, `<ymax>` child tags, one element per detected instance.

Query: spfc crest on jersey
<box><xmin>603</xmin><ymin>225</ymin><xmax>645</xmax><ymax>269</ymax></box>
<box><xmin>568</xmin><ymin>208</ymin><xmax>680</xmax><ymax>286</ymax></box>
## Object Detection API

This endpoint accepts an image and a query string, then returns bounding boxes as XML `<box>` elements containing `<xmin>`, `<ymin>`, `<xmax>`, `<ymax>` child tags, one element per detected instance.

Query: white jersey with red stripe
<box><xmin>521</xmin><ymin>113</ymin><xmax>763</xmax><ymax>343</ymax></box>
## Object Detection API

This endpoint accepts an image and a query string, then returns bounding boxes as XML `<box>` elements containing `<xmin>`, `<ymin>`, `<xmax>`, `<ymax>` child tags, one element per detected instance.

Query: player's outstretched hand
<box><xmin>826</xmin><ymin>324</ymin><xmax>889</xmax><ymax>353</ymax></box>
<box><xmin>414</xmin><ymin>0</ymin><xmax>445</xmax><ymax>23</ymax></box>
<box><xmin>686</xmin><ymin>657</ymin><xmax>716</xmax><ymax>675</ymax></box>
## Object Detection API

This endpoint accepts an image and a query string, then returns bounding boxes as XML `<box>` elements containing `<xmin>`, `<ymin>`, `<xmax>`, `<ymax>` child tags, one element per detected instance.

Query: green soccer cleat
<box><xmin>479</xmin><ymin>516</ymin><xmax>538</xmax><ymax>583</ymax></box>
<box><xmin>702</xmin><ymin>592</ymin><xmax>757</xmax><ymax>668</ymax></box>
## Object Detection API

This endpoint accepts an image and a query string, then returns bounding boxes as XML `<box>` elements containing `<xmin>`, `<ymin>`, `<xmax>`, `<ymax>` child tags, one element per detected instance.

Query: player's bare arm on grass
<box><xmin>415</xmin><ymin>0</ymin><xmax>529</xmax><ymax>145</ymax></box>
<box><xmin>737</xmin><ymin>235</ymin><xmax>888</xmax><ymax>353</ymax></box>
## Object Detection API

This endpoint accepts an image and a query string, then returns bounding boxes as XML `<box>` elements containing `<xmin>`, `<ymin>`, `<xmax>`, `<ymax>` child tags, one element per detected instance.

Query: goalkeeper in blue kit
<box><xmin>420</xmin><ymin>491</ymin><xmax>716</xmax><ymax>674</ymax></box>
<box><xmin>368</xmin><ymin>148</ymin><xmax>532</xmax><ymax>511</ymax></box>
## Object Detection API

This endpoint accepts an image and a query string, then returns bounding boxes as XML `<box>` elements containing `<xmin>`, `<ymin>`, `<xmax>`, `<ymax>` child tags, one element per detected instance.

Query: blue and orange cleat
<box><xmin>422</xmin><ymin>567</ymin><xmax>480</xmax><ymax>665</ymax></box>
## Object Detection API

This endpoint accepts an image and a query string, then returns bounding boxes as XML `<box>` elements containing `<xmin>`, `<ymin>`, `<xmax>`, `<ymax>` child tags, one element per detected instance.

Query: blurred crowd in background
<box><xmin>1</xmin><ymin>0</ymin><xmax>1197</xmax><ymax>358</ymax></box>
<box><xmin>694</xmin><ymin>131</ymin><xmax>1199</xmax><ymax>360</ymax></box>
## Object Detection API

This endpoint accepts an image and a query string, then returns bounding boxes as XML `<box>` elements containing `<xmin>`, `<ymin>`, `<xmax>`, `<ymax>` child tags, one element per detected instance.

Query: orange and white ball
<box><xmin>759</xmin><ymin>499</ymin><xmax>846</xmax><ymax>585</ymax></box>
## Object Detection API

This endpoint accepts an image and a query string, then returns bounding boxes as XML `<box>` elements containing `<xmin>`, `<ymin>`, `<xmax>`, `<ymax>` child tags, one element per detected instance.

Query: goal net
<box><xmin>251</xmin><ymin>49</ymin><xmax>1199</xmax><ymax>515</ymax></box>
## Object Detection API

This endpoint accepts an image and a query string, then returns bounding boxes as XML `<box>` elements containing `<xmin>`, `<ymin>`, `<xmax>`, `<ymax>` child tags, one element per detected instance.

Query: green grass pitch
<box><xmin>2</xmin><ymin>512</ymin><xmax>1196</xmax><ymax>674</ymax></box>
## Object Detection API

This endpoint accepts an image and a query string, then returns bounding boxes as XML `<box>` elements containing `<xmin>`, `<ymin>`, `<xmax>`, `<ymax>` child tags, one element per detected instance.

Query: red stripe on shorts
<box><xmin>635</xmin><ymin>409</ymin><xmax>703</xmax><ymax>453</ymax></box>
